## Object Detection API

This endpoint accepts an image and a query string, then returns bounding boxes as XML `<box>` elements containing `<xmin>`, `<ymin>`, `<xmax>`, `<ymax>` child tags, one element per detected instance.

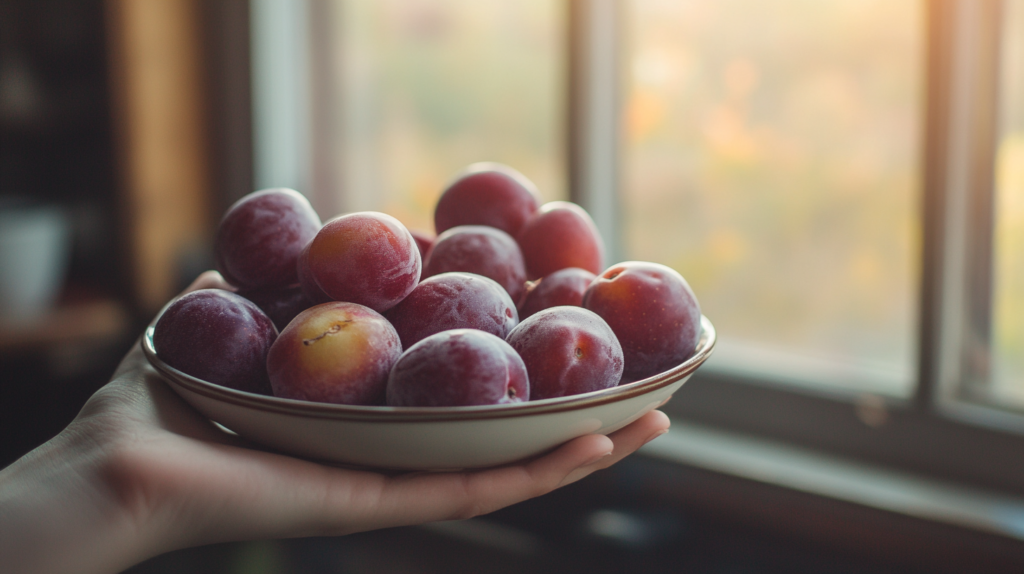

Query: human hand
<box><xmin>0</xmin><ymin>272</ymin><xmax>671</xmax><ymax>574</ymax></box>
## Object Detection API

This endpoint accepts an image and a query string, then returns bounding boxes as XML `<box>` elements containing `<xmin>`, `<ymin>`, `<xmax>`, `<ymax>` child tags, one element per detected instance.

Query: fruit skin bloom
<box><xmin>517</xmin><ymin>201</ymin><xmax>605</xmax><ymax>281</ymax></box>
<box><xmin>307</xmin><ymin>212</ymin><xmax>421</xmax><ymax>313</ymax></box>
<box><xmin>584</xmin><ymin>261</ymin><xmax>701</xmax><ymax>382</ymax></box>
<box><xmin>385</xmin><ymin>272</ymin><xmax>518</xmax><ymax>350</ymax></box>
<box><xmin>153</xmin><ymin>289</ymin><xmax>278</xmax><ymax>395</ymax></box>
<box><xmin>434</xmin><ymin>163</ymin><xmax>542</xmax><ymax>238</ymax></box>
<box><xmin>267</xmin><ymin>301</ymin><xmax>402</xmax><ymax>406</ymax></box>
<box><xmin>507</xmin><ymin>306</ymin><xmax>624</xmax><ymax>400</ymax></box>
<box><xmin>215</xmin><ymin>188</ymin><xmax>322</xmax><ymax>290</ymax></box>
<box><xmin>387</xmin><ymin>329</ymin><xmax>529</xmax><ymax>407</ymax></box>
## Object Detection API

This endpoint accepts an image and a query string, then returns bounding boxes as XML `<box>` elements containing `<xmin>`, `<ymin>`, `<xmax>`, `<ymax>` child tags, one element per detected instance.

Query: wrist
<box><xmin>0</xmin><ymin>421</ymin><xmax>158</xmax><ymax>574</ymax></box>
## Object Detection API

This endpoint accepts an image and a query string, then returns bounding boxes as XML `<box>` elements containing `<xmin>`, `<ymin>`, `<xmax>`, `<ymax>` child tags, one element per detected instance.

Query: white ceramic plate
<box><xmin>142</xmin><ymin>316</ymin><xmax>715</xmax><ymax>470</ymax></box>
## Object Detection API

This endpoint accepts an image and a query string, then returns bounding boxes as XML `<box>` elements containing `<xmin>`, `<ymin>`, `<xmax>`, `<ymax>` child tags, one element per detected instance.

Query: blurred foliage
<box><xmin>623</xmin><ymin>0</ymin><xmax>922</xmax><ymax>391</ymax></box>
<box><xmin>333</xmin><ymin>0</ymin><xmax>566</xmax><ymax>233</ymax></box>
<box><xmin>993</xmin><ymin>0</ymin><xmax>1024</xmax><ymax>406</ymax></box>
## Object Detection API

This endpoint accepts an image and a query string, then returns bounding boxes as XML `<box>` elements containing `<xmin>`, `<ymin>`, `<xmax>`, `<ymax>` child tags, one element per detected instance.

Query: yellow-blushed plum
<box><xmin>306</xmin><ymin>212</ymin><xmax>421</xmax><ymax>313</ymax></box>
<box><xmin>267</xmin><ymin>302</ymin><xmax>402</xmax><ymax>405</ymax></box>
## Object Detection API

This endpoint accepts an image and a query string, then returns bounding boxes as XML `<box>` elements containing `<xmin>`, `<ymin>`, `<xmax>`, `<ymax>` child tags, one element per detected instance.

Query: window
<box><xmin>250</xmin><ymin>0</ymin><xmax>1024</xmax><ymax>493</ymax></box>
<box><xmin>623</xmin><ymin>0</ymin><xmax>922</xmax><ymax>397</ymax></box>
<box><xmin>252</xmin><ymin>0</ymin><xmax>567</xmax><ymax>233</ymax></box>
<box><xmin>991</xmin><ymin>0</ymin><xmax>1024</xmax><ymax>410</ymax></box>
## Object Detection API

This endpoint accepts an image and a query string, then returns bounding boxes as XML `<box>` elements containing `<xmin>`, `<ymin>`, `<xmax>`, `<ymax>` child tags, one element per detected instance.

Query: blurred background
<box><xmin>1</xmin><ymin>0</ymin><xmax>1022</xmax><ymax>572</ymax></box>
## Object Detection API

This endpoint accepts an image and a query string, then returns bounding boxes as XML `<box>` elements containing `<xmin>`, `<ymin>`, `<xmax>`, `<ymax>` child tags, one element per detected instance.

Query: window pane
<box><xmin>992</xmin><ymin>0</ymin><xmax>1024</xmax><ymax>408</ymax></box>
<box><xmin>623</xmin><ymin>0</ymin><xmax>922</xmax><ymax>394</ymax></box>
<box><xmin>328</xmin><ymin>0</ymin><xmax>566</xmax><ymax>232</ymax></box>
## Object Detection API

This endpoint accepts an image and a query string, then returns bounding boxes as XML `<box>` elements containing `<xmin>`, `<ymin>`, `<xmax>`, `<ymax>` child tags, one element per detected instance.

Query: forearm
<box><xmin>0</xmin><ymin>427</ymin><xmax>152</xmax><ymax>574</ymax></box>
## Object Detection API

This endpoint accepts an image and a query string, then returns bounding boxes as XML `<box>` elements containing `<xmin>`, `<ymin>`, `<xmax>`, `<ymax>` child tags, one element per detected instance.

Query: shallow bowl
<box><xmin>142</xmin><ymin>316</ymin><xmax>715</xmax><ymax>470</ymax></box>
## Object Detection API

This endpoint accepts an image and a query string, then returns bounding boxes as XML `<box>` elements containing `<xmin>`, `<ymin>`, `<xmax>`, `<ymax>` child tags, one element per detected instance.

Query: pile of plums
<box><xmin>153</xmin><ymin>163</ymin><xmax>702</xmax><ymax>407</ymax></box>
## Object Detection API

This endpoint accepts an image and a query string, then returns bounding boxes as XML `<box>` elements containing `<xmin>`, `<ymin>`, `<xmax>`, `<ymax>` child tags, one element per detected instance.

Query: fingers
<box><xmin>387</xmin><ymin>432</ymin><xmax>615</xmax><ymax>524</ymax></box>
<box><xmin>309</xmin><ymin>410</ymin><xmax>670</xmax><ymax>536</ymax></box>
<box><xmin>119</xmin><ymin>410</ymin><xmax>670</xmax><ymax>547</ymax></box>
<box><xmin>556</xmin><ymin>409</ymin><xmax>670</xmax><ymax>488</ymax></box>
<box><xmin>184</xmin><ymin>270</ymin><xmax>233</xmax><ymax>294</ymax></box>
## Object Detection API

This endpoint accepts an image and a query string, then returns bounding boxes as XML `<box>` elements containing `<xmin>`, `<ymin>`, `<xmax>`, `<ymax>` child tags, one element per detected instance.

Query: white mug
<box><xmin>0</xmin><ymin>204</ymin><xmax>70</xmax><ymax>323</ymax></box>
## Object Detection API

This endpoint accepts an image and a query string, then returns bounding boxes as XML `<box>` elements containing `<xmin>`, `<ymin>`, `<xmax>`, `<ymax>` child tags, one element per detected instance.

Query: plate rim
<box><xmin>143</xmin><ymin>314</ymin><xmax>716</xmax><ymax>423</ymax></box>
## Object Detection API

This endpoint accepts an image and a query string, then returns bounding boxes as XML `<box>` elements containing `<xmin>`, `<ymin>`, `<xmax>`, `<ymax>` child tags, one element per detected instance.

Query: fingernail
<box><xmin>578</xmin><ymin>451</ymin><xmax>613</xmax><ymax>469</ymax></box>
<box><xmin>641</xmin><ymin>429</ymin><xmax>668</xmax><ymax>447</ymax></box>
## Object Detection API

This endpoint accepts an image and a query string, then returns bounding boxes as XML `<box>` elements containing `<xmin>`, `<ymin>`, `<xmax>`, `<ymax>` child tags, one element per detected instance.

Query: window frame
<box><xmin>567</xmin><ymin>0</ymin><xmax>1024</xmax><ymax>496</ymax></box>
<box><xmin>254</xmin><ymin>0</ymin><xmax>1024</xmax><ymax>496</ymax></box>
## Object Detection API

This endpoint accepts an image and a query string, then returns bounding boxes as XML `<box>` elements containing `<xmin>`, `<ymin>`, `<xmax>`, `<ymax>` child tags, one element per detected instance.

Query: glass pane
<box><xmin>992</xmin><ymin>0</ymin><xmax>1024</xmax><ymax>408</ymax></box>
<box><xmin>623</xmin><ymin>0</ymin><xmax>922</xmax><ymax>395</ymax></box>
<box><xmin>327</xmin><ymin>0</ymin><xmax>566</xmax><ymax>233</ymax></box>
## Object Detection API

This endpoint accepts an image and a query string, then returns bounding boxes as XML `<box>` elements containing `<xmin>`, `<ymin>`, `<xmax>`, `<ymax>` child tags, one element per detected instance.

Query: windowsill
<box><xmin>640</xmin><ymin>420</ymin><xmax>1024</xmax><ymax>542</ymax></box>
<box><xmin>704</xmin><ymin>337</ymin><xmax>914</xmax><ymax>399</ymax></box>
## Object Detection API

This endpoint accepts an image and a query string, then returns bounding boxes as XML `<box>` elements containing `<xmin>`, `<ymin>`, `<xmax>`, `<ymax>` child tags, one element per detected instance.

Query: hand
<box><xmin>0</xmin><ymin>272</ymin><xmax>671</xmax><ymax>574</ymax></box>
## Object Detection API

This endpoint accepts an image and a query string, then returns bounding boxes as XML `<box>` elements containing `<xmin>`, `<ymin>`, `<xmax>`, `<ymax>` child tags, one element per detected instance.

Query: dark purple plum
<box><xmin>215</xmin><ymin>188</ymin><xmax>321</xmax><ymax>289</ymax></box>
<box><xmin>434</xmin><ymin>163</ymin><xmax>541</xmax><ymax>237</ymax></box>
<box><xmin>296</xmin><ymin>240</ymin><xmax>332</xmax><ymax>304</ymax></box>
<box><xmin>387</xmin><ymin>329</ymin><xmax>529</xmax><ymax>407</ymax></box>
<box><xmin>384</xmin><ymin>272</ymin><xmax>518</xmax><ymax>349</ymax></box>
<box><xmin>153</xmin><ymin>289</ymin><xmax>278</xmax><ymax>394</ymax></box>
<box><xmin>506</xmin><ymin>306</ymin><xmax>623</xmax><ymax>400</ymax></box>
<box><xmin>267</xmin><ymin>302</ymin><xmax>402</xmax><ymax>405</ymax></box>
<box><xmin>423</xmin><ymin>225</ymin><xmax>527</xmax><ymax>302</ymax></box>
<box><xmin>236</xmin><ymin>285</ymin><xmax>313</xmax><ymax>331</ymax></box>
<box><xmin>583</xmin><ymin>261</ymin><xmax>701</xmax><ymax>382</ymax></box>
<box><xmin>517</xmin><ymin>267</ymin><xmax>596</xmax><ymax>320</ymax></box>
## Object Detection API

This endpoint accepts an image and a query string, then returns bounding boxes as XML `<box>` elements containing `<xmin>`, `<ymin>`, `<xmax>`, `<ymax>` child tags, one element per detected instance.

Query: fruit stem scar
<box><xmin>508</xmin><ymin>387</ymin><xmax>517</xmax><ymax>399</ymax></box>
<box><xmin>302</xmin><ymin>320</ymin><xmax>352</xmax><ymax>345</ymax></box>
<box><xmin>575</xmin><ymin>347</ymin><xmax>584</xmax><ymax>358</ymax></box>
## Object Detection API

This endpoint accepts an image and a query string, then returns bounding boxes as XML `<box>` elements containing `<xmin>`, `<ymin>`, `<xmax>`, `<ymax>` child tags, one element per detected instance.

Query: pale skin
<box><xmin>0</xmin><ymin>272</ymin><xmax>671</xmax><ymax>574</ymax></box>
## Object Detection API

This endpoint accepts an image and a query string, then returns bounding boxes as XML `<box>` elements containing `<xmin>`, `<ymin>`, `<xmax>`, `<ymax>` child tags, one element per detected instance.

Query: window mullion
<box><xmin>919</xmin><ymin>0</ymin><xmax>1003</xmax><ymax>410</ymax></box>
<box><xmin>250</xmin><ymin>0</ymin><xmax>313</xmax><ymax>196</ymax></box>
<box><xmin>568</xmin><ymin>0</ymin><xmax>624</xmax><ymax>263</ymax></box>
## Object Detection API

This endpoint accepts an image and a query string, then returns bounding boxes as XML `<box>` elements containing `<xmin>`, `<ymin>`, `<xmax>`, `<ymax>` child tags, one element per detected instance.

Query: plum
<box><xmin>215</xmin><ymin>188</ymin><xmax>321</xmax><ymax>290</ymax></box>
<box><xmin>236</xmin><ymin>285</ymin><xmax>313</xmax><ymax>331</ymax></box>
<box><xmin>296</xmin><ymin>239</ymin><xmax>332</xmax><ymax>304</ymax></box>
<box><xmin>384</xmin><ymin>272</ymin><xmax>518</xmax><ymax>349</ymax></box>
<box><xmin>387</xmin><ymin>329</ymin><xmax>529</xmax><ymax>407</ymax></box>
<box><xmin>516</xmin><ymin>201</ymin><xmax>604</xmax><ymax>280</ymax></box>
<box><xmin>422</xmin><ymin>225</ymin><xmax>527</xmax><ymax>302</ymax></box>
<box><xmin>267</xmin><ymin>302</ymin><xmax>402</xmax><ymax>405</ymax></box>
<box><xmin>506</xmin><ymin>306</ymin><xmax>623</xmax><ymax>400</ymax></box>
<box><xmin>434</xmin><ymin>163</ymin><xmax>541</xmax><ymax>237</ymax></box>
<box><xmin>306</xmin><ymin>212</ymin><xmax>421</xmax><ymax>313</ymax></box>
<box><xmin>153</xmin><ymin>289</ymin><xmax>278</xmax><ymax>395</ymax></box>
<box><xmin>409</xmin><ymin>229</ymin><xmax>435</xmax><ymax>261</ymax></box>
<box><xmin>582</xmin><ymin>261</ymin><xmax>701</xmax><ymax>382</ymax></box>
<box><xmin>517</xmin><ymin>267</ymin><xmax>596</xmax><ymax>320</ymax></box>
